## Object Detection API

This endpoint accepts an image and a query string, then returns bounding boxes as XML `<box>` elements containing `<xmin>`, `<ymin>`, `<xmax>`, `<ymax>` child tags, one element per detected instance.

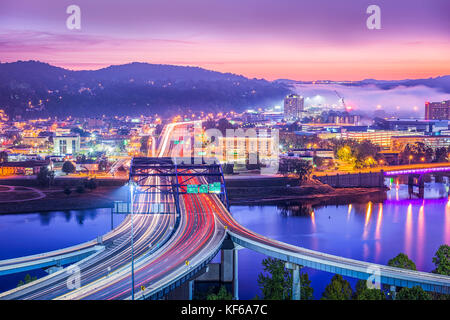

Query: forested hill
<box><xmin>0</xmin><ymin>60</ymin><xmax>291</xmax><ymax>118</ymax></box>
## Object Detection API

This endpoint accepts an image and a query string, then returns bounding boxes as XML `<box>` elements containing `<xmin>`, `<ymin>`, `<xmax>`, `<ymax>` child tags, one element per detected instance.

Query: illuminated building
<box><xmin>425</xmin><ymin>100</ymin><xmax>450</xmax><ymax>120</ymax></box>
<box><xmin>0</xmin><ymin>160</ymin><xmax>49</xmax><ymax>176</ymax></box>
<box><xmin>284</xmin><ymin>94</ymin><xmax>304</xmax><ymax>120</ymax></box>
<box><xmin>53</xmin><ymin>135</ymin><xmax>81</xmax><ymax>156</ymax></box>
<box><xmin>391</xmin><ymin>135</ymin><xmax>450</xmax><ymax>151</ymax></box>
<box><xmin>212</xmin><ymin>132</ymin><xmax>277</xmax><ymax>164</ymax></box>
<box><xmin>337</xmin><ymin>130</ymin><xmax>422</xmax><ymax>149</ymax></box>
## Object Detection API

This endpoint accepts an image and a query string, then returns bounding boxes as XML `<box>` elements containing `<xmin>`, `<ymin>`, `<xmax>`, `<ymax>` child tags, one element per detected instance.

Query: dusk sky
<box><xmin>0</xmin><ymin>0</ymin><xmax>449</xmax><ymax>81</ymax></box>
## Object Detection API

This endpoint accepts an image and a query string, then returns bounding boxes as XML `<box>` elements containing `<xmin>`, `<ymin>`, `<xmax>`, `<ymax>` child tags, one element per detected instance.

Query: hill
<box><xmin>0</xmin><ymin>61</ymin><xmax>291</xmax><ymax>118</ymax></box>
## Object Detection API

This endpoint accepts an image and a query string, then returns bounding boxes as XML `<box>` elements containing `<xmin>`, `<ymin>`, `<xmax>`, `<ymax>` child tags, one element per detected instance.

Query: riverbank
<box><xmin>0</xmin><ymin>175</ymin><xmax>387</xmax><ymax>214</ymax></box>
<box><xmin>227</xmin><ymin>178</ymin><xmax>387</xmax><ymax>206</ymax></box>
<box><xmin>0</xmin><ymin>186</ymin><xmax>127</xmax><ymax>214</ymax></box>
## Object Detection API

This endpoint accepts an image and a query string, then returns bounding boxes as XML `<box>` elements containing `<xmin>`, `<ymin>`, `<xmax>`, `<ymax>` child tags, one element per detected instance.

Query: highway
<box><xmin>0</xmin><ymin>182</ymin><xmax>176</xmax><ymax>299</ymax></box>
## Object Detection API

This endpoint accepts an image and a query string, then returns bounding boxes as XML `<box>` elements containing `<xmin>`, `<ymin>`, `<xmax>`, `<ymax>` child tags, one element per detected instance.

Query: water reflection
<box><xmin>404</xmin><ymin>203</ymin><xmax>413</xmax><ymax>256</ymax></box>
<box><xmin>375</xmin><ymin>203</ymin><xmax>383</xmax><ymax>240</ymax></box>
<box><xmin>416</xmin><ymin>202</ymin><xmax>425</xmax><ymax>267</ymax></box>
<box><xmin>362</xmin><ymin>202</ymin><xmax>373</xmax><ymax>240</ymax></box>
<box><xmin>35</xmin><ymin>210</ymin><xmax>100</xmax><ymax>226</ymax></box>
<box><xmin>446</xmin><ymin>197</ymin><xmax>450</xmax><ymax>245</ymax></box>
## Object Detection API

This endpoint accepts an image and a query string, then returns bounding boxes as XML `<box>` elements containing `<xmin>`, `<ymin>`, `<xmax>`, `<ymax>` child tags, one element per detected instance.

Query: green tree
<box><xmin>257</xmin><ymin>258</ymin><xmax>292</xmax><ymax>300</ymax></box>
<box><xmin>37</xmin><ymin>166</ymin><xmax>54</xmax><ymax>187</ymax></box>
<box><xmin>299</xmin><ymin>272</ymin><xmax>314</xmax><ymax>300</ymax></box>
<box><xmin>17</xmin><ymin>274</ymin><xmax>37</xmax><ymax>287</ymax></box>
<box><xmin>62</xmin><ymin>161</ymin><xmax>76</xmax><ymax>174</ymax></box>
<box><xmin>206</xmin><ymin>285</ymin><xmax>233</xmax><ymax>300</ymax></box>
<box><xmin>321</xmin><ymin>274</ymin><xmax>353</xmax><ymax>300</ymax></box>
<box><xmin>257</xmin><ymin>258</ymin><xmax>313</xmax><ymax>300</ymax></box>
<box><xmin>432</xmin><ymin>244</ymin><xmax>450</xmax><ymax>276</ymax></box>
<box><xmin>397</xmin><ymin>286</ymin><xmax>432</xmax><ymax>300</ymax></box>
<box><xmin>353</xmin><ymin>280</ymin><xmax>386</xmax><ymax>300</ymax></box>
<box><xmin>387</xmin><ymin>253</ymin><xmax>417</xmax><ymax>270</ymax></box>
<box><xmin>0</xmin><ymin>151</ymin><xmax>8</xmax><ymax>163</ymax></box>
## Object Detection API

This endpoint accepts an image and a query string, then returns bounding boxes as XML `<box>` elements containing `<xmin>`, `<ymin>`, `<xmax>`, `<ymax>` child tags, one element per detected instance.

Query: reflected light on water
<box><xmin>375</xmin><ymin>203</ymin><xmax>383</xmax><ymax>240</ymax></box>
<box><xmin>347</xmin><ymin>204</ymin><xmax>352</xmax><ymax>221</ymax></box>
<box><xmin>362</xmin><ymin>202</ymin><xmax>373</xmax><ymax>240</ymax></box>
<box><xmin>311</xmin><ymin>210</ymin><xmax>316</xmax><ymax>231</ymax></box>
<box><xmin>405</xmin><ymin>203</ymin><xmax>413</xmax><ymax>256</ymax></box>
<box><xmin>446</xmin><ymin>197</ymin><xmax>450</xmax><ymax>244</ymax></box>
<box><xmin>416</xmin><ymin>201</ymin><xmax>425</xmax><ymax>267</ymax></box>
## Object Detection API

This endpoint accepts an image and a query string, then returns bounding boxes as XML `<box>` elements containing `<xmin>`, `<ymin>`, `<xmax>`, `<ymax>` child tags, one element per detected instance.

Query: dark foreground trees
<box><xmin>257</xmin><ymin>258</ymin><xmax>313</xmax><ymax>300</ymax></box>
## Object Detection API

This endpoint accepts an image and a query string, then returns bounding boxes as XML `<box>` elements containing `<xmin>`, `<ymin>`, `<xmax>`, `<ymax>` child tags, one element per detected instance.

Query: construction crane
<box><xmin>334</xmin><ymin>90</ymin><xmax>349</xmax><ymax>111</ymax></box>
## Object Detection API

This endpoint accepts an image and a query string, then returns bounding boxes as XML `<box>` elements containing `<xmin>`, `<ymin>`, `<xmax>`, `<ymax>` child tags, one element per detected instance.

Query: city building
<box><xmin>284</xmin><ymin>94</ymin><xmax>304</xmax><ymax>120</ymax></box>
<box><xmin>53</xmin><ymin>135</ymin><xmax>81</xmax><ymax>156</ymax></box>
<box><xmin>391</xmin><ymin>135</ymin><xmax>450</xmax><ymax>151</ymax></box>
<box><xmin>337</xmin><ymin>130</ymin><xmax>422</xmax><ymax>149</ymax></box>
<box><xmin>288</xmin><ymin>148</ymin><xmax>334</xmax><ymax>159</ymax></box>
<box><xmin>375</xmin><ymin>118</ymin><xmax>449</xmax><ymax>133</ymax></box>
<box><xmin>214</xmin><ymin>131</ymin><xmax>277</xmax><ymax>164</ymax></box>
<box><xmin>327</xmin><ymin>114</ymin><xmax>361</xmax><ymax>125</ymax></box>
<box><xmin>425</xmin><ymin>100</ymin><xmax>450</xmax><ymax>120</ymax></box>
<box><xmin>0</xmin><ymin>160</ymin><xmax>49</xmax><ymax>176</ymax></box>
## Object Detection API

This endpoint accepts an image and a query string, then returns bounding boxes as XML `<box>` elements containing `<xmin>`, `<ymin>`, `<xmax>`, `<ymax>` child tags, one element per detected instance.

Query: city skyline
<box><xmin>1</xmin><ymin>0</ymin><xmax>449</xmax><ymax>81</ymax></box>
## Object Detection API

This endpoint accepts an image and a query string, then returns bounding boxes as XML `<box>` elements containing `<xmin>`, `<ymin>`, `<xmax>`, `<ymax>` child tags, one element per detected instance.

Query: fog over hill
<box><xmin>277</xmin><ymin>76</ymin><xmax>450</xmax><ymax>118</ymax></box>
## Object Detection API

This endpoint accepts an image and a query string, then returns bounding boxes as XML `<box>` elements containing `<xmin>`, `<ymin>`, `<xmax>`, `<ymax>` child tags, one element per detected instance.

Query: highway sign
<box><xmin>187</xmin><ymin>185</ymin><xmax>198</xmax><ymax>194</ymax></box>
<box><xmin>209</xmin><ymin>182</ymin><xmax>221</xmax><ymax>193</ymax></box>
<box><xmin>199</xmin><ymin>184</ymin><xmax>208</xmax><ymax>193</ymax></box>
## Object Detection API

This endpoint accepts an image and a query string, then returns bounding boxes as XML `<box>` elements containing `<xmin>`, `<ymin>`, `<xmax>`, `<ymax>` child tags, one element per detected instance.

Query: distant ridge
<box><xmin>0</xmin><ymin>60</ymin><xmax>291</xmax><ymax>118</ymax></box>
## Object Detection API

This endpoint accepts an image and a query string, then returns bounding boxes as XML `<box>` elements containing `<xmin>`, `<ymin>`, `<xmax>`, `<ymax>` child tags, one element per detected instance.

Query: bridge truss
<box><xmin>128</xmin><ymin>157</ymin><xmax>229</xmax><ymax>216</ymax></box>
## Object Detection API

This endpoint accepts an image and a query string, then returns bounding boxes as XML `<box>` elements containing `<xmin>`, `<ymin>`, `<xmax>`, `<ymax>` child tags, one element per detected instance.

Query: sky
<box><xmin>0</xmin><ymin>0</ymin><xmax>449</xmax><ymax>81</ymax></box>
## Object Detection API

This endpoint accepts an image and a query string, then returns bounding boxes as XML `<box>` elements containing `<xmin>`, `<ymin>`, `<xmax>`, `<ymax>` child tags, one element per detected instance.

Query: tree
<box><xmin>434</xmin><ymin>147</ymin><xmax>448</xmax><ymax>163</ymax></box>
<box><xmin>387</xmin><ymin>253</ymin><xmax>417</xmax><ymax>270</ymax></box>
<box><xmin>353</xmin><ymin>280</ymin><xmax>386</xmax><ymax>300</ymax></box>
<box><xmin>396</xmin><ymin>286</ymin><xmax>432</xmax><ymax>300</ymax></box>
<box><xmin>37</xmin><ymin>166</ymin><xmax>54</xmax><ymax>187</ymax></box>
<box><xmin>222</xmin><ymin>163</ymin><xmax>234</xmax><ymax>175</ymax></box>
<box><xmin>0</xmin><ymin>151</ymin><xmax>8</xmax><ymax>163</ymax></box>
<box><xmin>17</xmin><ymin>274</ymin><xmax>37</xmax><ymax>287</ymax></box>
<box><xmin>206</xmin><ymin>285</ymin><xmax>233</xmax><ymax>300</ymax></box>
<box><xmin>257</xmin><ymin>258</ymin><xmax>292</xmax><ymax>300</ymax></box>
<box><xmin>278</xmin><ymin>158</ymin><xmax>312</xmax><ymax>183</ymax></box>
<box><xmin>85</xmin><ymin>178</ymin><xmax>97</xmax><ymax>191</ymax></box>
<box><xmin>321</xmin><ymin>274</ymin><xmax>353</xmax><ymax>300</ymax></box>
<box><xmin>62</xmin><ymin>161</ymin><xmax>76</xmax><ymax>174</ymax></box>
<box><xmin>432</xmin><ymin>244</ymin><xmax>450</xmax><ymax>276</ymax></box>
<box><xmin>63</xmin><ymin>186</ymin><xmax>72</xmax><ymax>196</ymax></box>
<box><xmin>299</xmin><ymin>272</ymin><xmax>314</xmax><ymax>300</ymax></box>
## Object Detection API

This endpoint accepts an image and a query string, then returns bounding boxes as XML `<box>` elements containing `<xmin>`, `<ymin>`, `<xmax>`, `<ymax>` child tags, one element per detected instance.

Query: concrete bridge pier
<box><xmin>285</xmin><ymin>262</ymin><xmax>301</xmax><ymax>300</ymax></box>
<box><xmin>188</xmin><ymin>280</ymin><xmax>194</xmax><ymax>300</ymax></box>
<box><xmin>390</xmin><ymin>285</ymin><xmax>397</xmax><ymax>300</ymax></box>
<box><xmin>220</xmin><ymin>237</ymin><xmax>241</xmax><ymax>300</ymax></box>
<box><xmin>233</xmin><ymin>247</ymin><xmax>239</xmax><ymax>300</ymax></box>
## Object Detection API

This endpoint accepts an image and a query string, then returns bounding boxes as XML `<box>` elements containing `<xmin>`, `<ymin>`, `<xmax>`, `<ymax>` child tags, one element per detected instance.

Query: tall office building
<box><xmin>425</xmin><ymin>100</ymin><xmax>450</xmax><ymax>120</ymax></box>
<box><xmin>284</xmin><ymin>94</ymin><xmax>304</xmax><ymax>120</ymax></box>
